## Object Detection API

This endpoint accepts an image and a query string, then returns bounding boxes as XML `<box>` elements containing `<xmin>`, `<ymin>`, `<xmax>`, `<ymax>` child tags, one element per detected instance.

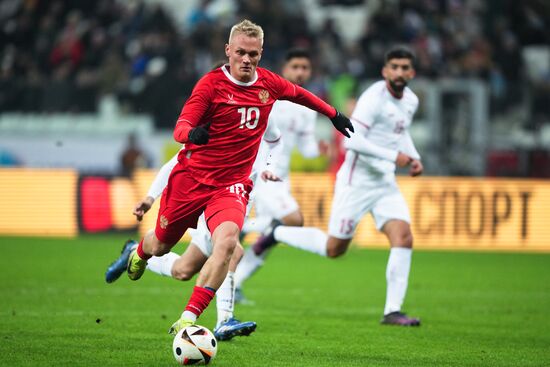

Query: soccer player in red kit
<box><xmin>125</xmin><ymin>19</ymin><xmax>354</xmax><ymax>334</ymax></box>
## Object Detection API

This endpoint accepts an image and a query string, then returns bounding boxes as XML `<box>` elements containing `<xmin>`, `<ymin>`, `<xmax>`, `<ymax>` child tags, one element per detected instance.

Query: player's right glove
<box><xmin>188</xmin><ymin>125</ymin><xmax>210</xmax><ymax>145</ymax></box>
<box><xmin>330</xmin><ymin>110</ymin><xmax>354</xmax><ymax>138</ymax></box>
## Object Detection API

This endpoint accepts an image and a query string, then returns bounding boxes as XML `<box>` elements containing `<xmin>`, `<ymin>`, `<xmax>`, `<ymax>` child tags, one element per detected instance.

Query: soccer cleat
<box><xmin>105</xmin><ymin>240</ymin><xmax>138</xmax><ymax>283</ymax></box>
<box><xmin>214</xmin><ymin>318</ymin><xmax>257</xmax><ymax>341</ymax></box>
<box><xmin>169</xmin><ymin>316</ymin><xmax>195</xmax><ymax>336</ymax></box>
<box><xmin>126</xmin><ymin>248</ymin><xmax>147</xmax><ymax>281</ymax></box>
<box><xmin>380</xmin><ymin>311</ymin><xmax>421</xmax><ymax>326</ymax></box>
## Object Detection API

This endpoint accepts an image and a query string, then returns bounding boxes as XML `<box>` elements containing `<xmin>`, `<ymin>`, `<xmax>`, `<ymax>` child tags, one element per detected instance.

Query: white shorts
<box><xmin>253</xmin><ymin>179</ymin><xmax>299</xmax><ymax>220</ymax></box>
<box><xmin>328</xmin><ymin>180</ymin><xmax>410</xmax><ymax>239</ymax></box>
<box><xmin>188</xmin><ymin>213</ymin><xmax>213</xmax><ymax>257</ymax></box>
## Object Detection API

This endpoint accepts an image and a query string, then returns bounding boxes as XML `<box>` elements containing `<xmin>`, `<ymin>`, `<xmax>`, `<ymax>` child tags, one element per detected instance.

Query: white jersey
<box><xmin>338</xmin><ymin>80</ymin><xmax>420</xmax><ymax>186</ymax></box>
<box><xmin>264</xmin><ymin>100</ymin><xmax>319</xmax><ymax>180</ymax></box>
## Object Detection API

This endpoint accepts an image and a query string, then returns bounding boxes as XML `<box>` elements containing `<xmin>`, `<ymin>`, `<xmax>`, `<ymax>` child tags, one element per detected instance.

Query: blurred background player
<box><xmin>124</xmin><ymin>19</ymin><xmax>354</xmax><ymax>336</ymax></box>
<box><xmin>234</xmin><ymin>48</ymin><xmax>329</xmax><ymax>302</ymax></box>
<box><xmin>252</xmin><ymin>47</ymin><xmax>422</xmax><ymax>326</ymax></box>
<box><xmin>105</xmin><ymin>106</ymin><xmax>284</xmax><ymax>340</ymax></box>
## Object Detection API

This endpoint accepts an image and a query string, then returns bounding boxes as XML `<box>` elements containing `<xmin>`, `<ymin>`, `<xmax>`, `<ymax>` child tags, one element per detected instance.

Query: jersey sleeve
<box><xmin>173</xmin><ymin>75</ymin><xmax>214</xmax><ymax>143</ymax></box>
<box><xmin>146</xmin><ymin>153</ymin><xmax>180</xmax><ymax>199</ymax></box>
<box><xmin>269</xmin><ymin>71</ymin><xmax>336</xmax><ymax>118</ymax></box>
<box><xmin>343</xmin><ymin>120</ymin><xmax>398</xmax><ymax>162</ymax></box>
<box><xmin>351</xmin><ymin>86</ymin><xmax>380</xmax><ymax>129</ymax></box>
<box><xmin>399</xmin><ymin>131</ymin><xmax>421</xmax><ymax>161</ymax></box>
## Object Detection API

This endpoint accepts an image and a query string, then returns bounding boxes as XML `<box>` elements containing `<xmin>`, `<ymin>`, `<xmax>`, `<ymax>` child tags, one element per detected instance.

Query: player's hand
<box><xmin>261</xmin><ymin>170</ymin><xmax>282</xmax><ymax>182</ymax></box>
<box><xmin>409</xmin><ymin>159</ymin><xmax>423</xmax><ymax>177</ymax></box>
<box><xmin>133</xmin><ymin>196</ymin><xmax>155</xmax><ymax>222</ymax></box>
<box><xmin>330</xmin><ymin>111</ymin><xmax>354</xmax><ymax>138</ymax></box>
<box><xmin>188</xmin><ymin>125</ymin><xmax>210</xmax><ymax>145</ymax></box>
<box><xmin>396</xmin><ymin>152</ymin><xmax>413</xmax><ymax>168</ymax></box>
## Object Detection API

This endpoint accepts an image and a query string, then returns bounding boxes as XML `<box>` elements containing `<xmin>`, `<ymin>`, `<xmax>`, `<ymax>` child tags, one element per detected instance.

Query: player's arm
<box><xmin>133</xmin><ymin>153</ymin><xmax>179</xmax><ymax>221</ymax></box>
<box><xmin>173</xmin><ymin>76</ymin><xmax>213</xmax><ymax>145</ymax></box>
<box><xmin>344</xmin><ymin>121</ymin><xmax>398</xmax><ymax>161</ymax></box>
<box><xmin>275</xmin><ymin>75</ymin><xmax>354</xmax><ymax>137</ymax></box>
<box><xmin>400</xmin><ymin>131</ymin><xmax>423</xmax><ymax>176</ymax></box>
<box><xmin>399</xmin><ymin>131</ymin><xmax>421</xmax><ymax>161</ymax></box>
<box><xmin>346</xmin><ymin>86</ymin><xmax>412</xmax><ymax>166</ymax></box>
<box><xmin>261</xmin><ymin>120</ymin><xmax>284</xmax><ymax>182</ymax></box>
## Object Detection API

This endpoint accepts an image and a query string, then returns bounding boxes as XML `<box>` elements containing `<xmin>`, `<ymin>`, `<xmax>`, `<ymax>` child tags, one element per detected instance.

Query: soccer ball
<box><xmin>172</xmin><ymin>325</ymin><xmax>218</xmax><ymax>365</ymax></box>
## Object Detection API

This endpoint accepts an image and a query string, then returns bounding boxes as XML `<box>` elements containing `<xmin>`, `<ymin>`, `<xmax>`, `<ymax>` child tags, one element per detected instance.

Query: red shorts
<box><xmin>154</xmin><ymin>164</ymin><xmax>252</xmax><ymax>246</ymax></box>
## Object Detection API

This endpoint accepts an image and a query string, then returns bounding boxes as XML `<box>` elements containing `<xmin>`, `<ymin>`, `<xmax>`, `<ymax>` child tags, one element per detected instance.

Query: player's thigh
<box><xmin>205</xmin><ymin>180</ymin><xmax>252</xmax><ymax>233</ymax></box>
<box><xmin>255</xmin><ymin>180</ymin><xmax>299</xmax><ymax>220</ymax></box>
<box><xmin>328</xmin><ymin>182</ymin><xmax>372</xmax><ymax>240</ymax></box>
<box><xmin>155</xmin><ymin>170</ymin><xmax>207</xmax><ymax>246</ymax></box>
<box><xmin>171</xmin><ymin>244</ymin><xmax>209</xmax><ymax>281</ymax></box>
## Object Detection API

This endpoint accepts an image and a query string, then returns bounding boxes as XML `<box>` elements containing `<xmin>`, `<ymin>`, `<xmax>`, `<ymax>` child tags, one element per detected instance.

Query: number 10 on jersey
<box><xmin>238</xmin><ymin>107</ymin><xmax>259</xmax><ymax>129</ymax></box>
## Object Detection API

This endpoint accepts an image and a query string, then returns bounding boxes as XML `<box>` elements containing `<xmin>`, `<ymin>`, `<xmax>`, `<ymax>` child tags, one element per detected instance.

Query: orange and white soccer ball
<box><xmin>172</xmin><ymin>325</ymin><xmax>217</xmax><ymax>365</ymax></box>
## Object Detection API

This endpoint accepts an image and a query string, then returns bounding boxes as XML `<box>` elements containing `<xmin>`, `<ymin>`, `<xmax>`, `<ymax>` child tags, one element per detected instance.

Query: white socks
<box><xmin>146</xmin><ymin>252</ymin><xmax>179</xmax><ymax>277</ymax></box>
<box><xmin>216</xmin><ymin>271</ymin><xmax>235</xmax><ymax>328</ymax></box>
<box><xmin>234</xmin><ymin>248</ymin><xmax>265</xmax><ymax>289</ymax></box>
<box><xmin>273</xmin><ymin>226</ymin><xmax>328</xmax><ymax>257</ymax></box>
<box><xmin>242</xmin><ymin>216</ymin><xmax>272</xmax><ymax>235</ymax></box>
<box><xmin>384</xmin><ymin>247</ymin><xmax>412</xmax><ymax>315</ymax></box>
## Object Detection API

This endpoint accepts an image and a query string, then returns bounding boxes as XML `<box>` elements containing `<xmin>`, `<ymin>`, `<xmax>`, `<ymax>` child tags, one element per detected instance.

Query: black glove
<box><xmin>330</xmin><ymin>111</ymin><xmax>354</xmax><ymax>138</ymax></box>
<box><xmin>188</xmin><ymin>125</ymin><xmax>210</xmax><ymax>145</ymax></box>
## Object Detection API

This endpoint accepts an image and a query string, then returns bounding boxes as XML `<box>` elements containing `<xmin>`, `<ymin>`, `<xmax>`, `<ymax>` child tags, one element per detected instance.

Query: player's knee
<box><xmin>397</xmin><ymin>231</ymin><xmax>413</xmax><ymax>248</ymax></box>
<box><xmin>326</xmin><ymin>246</ymin><xmax>346</xmax><ymax>258</ymax></box>
<box><xmin>214</xmin><ymin>236</ymin><xmax>238</xmax><ymax>260</ymax></box>
<box><xmin>171</xmin><ymin>267</ymin><xmax>193</xmax><ymax>281</ymax></box>
<box><xmin>150</xmin><ymin>239</ymin><xmax>171</xmax><ymax>257</ymax></box>
<box><xmin>326</xmin><ymin>238</ymin><xmax>350</xmax><ymax>258</ymax></box>
<box><xmin>282</xmin><ymin>211</ymin><xmax>304</xmax><ymax>227</ymax></box>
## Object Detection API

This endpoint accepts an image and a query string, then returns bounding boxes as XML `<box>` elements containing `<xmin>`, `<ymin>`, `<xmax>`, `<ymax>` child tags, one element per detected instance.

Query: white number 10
<box><xmin>238</xmin><ymin>107</ymin><xmax>260</xmax><ymax>129</ymax></box>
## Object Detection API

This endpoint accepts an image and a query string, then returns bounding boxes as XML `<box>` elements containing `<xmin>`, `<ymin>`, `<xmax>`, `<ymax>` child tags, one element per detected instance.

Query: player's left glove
<box><xmin>188</xmin><ymin>125</ymin><xmax>210</xmax><ymax>145</ymax></box>
<box><xmin>330</xmin><ymin>111</ymin><xmax>354</xmax><ymax>138</ymax></box>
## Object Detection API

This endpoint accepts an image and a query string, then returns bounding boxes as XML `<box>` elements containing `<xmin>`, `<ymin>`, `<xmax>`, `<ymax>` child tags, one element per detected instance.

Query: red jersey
<box><xmin>173</xmin><ymin>65</ymin><xmax>336</xmax><ymax>187</ymax></box>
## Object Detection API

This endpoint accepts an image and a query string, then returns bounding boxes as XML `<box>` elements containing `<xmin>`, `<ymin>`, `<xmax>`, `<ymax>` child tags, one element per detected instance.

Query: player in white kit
<box><xmin>233</xmin><ymin>49</ymin><xmax>328</xmax><ymax>299</ymax></box>
<box><xmin>104</xmin><ymin>112</ymin><xmax>283</xmax><ymax>339</ymax></box>
<box><xmin>252</xmin><ymin>48</ymin><xmax>423</xmax><ymax>326</ymax></box>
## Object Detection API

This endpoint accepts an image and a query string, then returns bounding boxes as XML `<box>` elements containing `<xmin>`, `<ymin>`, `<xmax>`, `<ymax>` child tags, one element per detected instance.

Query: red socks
<box><xmin>185</xmin><ymin>286</ymin><xmax>216</xmax><ymax>317</ymax></box>
<box><xmin>136</xmin><ymin>239</ymin><xmax>152</xmax><ymax>260</ymax></box>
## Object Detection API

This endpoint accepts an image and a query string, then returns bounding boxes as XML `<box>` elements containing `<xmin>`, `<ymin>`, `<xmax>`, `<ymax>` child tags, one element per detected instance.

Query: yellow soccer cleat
<box><xmin>126</xmin><ymin>249</ymin><xmax>147</xmax><ymax>281</ymax></box>
<box><xmin>168</xmin><ymin>316</ymin><xmax>195</xmax><ymax>336</ymax></box>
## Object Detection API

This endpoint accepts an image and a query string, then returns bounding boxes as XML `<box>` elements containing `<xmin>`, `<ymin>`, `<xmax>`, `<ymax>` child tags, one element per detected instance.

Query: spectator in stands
<box><xmin>120</xmin><ymin>133</ymin><xmax>150</xmax><ymax>177</ymax></box>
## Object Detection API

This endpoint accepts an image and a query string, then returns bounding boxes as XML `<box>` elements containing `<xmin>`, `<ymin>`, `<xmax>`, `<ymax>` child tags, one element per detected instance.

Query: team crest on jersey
<box><xmin>160</xmin><ymin>215</ymin><xmax>169</xmax><ymax>229</ymax></box>
<box><xmin>258</xmin><ymin>89</ymin><xmax>270</xmax><ymax>104</ymax></box>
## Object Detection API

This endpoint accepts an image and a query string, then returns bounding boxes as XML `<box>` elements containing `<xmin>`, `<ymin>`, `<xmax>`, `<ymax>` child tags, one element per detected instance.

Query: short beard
<box><xmin>389</xmin><ymin>79</ymin><xmax>407</xmax><ymax>93</ymax></box>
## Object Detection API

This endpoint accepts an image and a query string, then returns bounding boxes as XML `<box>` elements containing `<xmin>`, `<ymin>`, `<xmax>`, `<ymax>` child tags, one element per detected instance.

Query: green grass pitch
<box><xmin>1</xmin><ymin>234</ymin><xmax>549</xmax><ymax>366</ymax></box>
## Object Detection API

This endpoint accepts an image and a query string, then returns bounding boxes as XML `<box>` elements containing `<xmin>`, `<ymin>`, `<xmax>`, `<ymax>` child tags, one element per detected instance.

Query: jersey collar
<box><xmin>221</xmin><ymin>64</ymin><xmax>258</xmax><ymax>86</ymax></box>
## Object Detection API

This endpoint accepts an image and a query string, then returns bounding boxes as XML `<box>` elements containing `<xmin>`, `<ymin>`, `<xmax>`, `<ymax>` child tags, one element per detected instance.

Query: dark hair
<box><xmin>285</xmin><ymin>48</ymin><xmax>311</xmax><ymax>62</ymax></box>
<box><xmin>384</xmin><ymin>47</ymin><xmax>415</xmax><ymax>64</ymax></box>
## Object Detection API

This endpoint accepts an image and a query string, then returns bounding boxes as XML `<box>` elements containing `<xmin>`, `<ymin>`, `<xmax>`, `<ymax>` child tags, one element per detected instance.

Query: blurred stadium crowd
<box><xmin>1</xmin><ymin>0</ymin><xmax>548</xmax><ymax>127</ymax></box>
